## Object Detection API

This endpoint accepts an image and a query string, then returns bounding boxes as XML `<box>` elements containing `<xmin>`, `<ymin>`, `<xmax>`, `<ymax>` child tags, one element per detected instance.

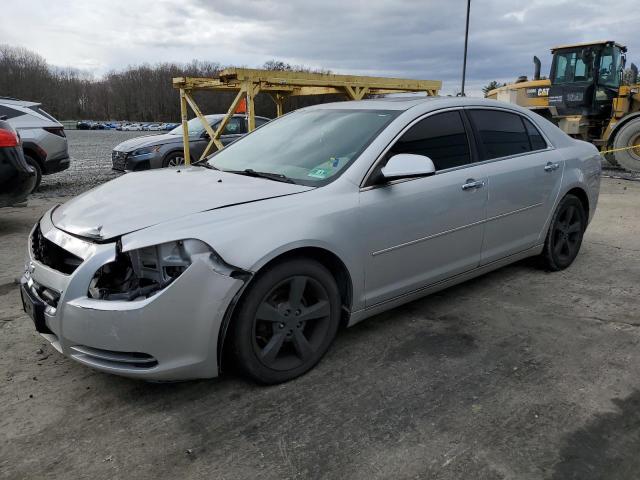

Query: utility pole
<box><xmin>461</xmin><ymin>0</ymin><xmax>471</xmax><ymax>96</ymax></box>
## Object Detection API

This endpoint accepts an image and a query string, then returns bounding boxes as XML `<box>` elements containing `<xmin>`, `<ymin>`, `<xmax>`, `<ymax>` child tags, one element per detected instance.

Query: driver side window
<box><xmin>387</xmin><ymin>111</ymin><xmax>471</xmax><ymax>171</ymax></box>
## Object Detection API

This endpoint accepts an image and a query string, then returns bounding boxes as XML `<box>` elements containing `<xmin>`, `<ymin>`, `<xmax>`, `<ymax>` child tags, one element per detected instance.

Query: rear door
<box><xmin>359</xmin><ymin>110</ymin><xmax>489</xmax><ymax>306</ymax></box>
<box><xmin>466</xmin><ymin>109</ymin><xmax>564</xmax><ymax>264</ymax></box>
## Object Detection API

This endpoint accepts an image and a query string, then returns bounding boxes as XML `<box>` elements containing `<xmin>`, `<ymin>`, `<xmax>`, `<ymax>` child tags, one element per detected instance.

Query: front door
<box><xmin>359</xmin><ymin>110</ymin><xmax>488</xmax><ymax>307</ymax></box>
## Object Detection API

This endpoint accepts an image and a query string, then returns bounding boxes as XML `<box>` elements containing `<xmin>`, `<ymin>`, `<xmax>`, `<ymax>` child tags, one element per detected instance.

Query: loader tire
<box><xmin>611</xmin><ymin>119</ymin><xmax>640</xmax><ymax>172</ymax></box>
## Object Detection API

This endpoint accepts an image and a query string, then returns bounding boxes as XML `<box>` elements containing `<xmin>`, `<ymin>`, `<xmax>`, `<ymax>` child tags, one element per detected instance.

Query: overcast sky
<box><xmin>3</xmin><ymin>0</ymin><xmax>640</xmax><ymax>96</ymax></box>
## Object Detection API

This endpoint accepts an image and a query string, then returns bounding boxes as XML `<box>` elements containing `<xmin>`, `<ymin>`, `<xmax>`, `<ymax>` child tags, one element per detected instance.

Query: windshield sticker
<box><xmin>307</xmin><ymin>156</ymin><xmax>350</xmax><ymax>179</ymax></box>
<box><xmin>308</xmin><ymin>167</ymin><xmax>329</xmax><ymax>179</ymax></box>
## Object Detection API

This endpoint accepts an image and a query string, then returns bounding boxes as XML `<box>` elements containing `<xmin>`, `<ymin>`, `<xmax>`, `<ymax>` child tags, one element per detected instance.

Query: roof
<box><xmin>551</xmin><ymin>40</ymin><xmax>627</xmax><ymax>52</ymax></box>
<box><xmin>307</xmin><ymin>95</ymin><xmax>511</xmax><ymax>112</ymax></box>
<box><xmin>0</xmin><ymin>97</ymin><xmax>41</xmax><ymax>108</ymax></box>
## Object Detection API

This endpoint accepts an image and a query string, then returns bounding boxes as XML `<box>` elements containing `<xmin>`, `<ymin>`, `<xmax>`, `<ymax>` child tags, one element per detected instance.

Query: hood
<box><xmin>114</xmin><ymin>133</ymin><xmax>183</xmax><ymax>151</ymax></box>
<box><xmin>51</xmin><ymin>167</ymin><xmax>313</xmax><ymax>240</ymax></box>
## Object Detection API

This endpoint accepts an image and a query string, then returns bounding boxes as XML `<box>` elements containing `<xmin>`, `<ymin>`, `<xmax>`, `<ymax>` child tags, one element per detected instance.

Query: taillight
<box><xmin>0</xmin><ymin>128</ymin><xmax>19</xmax><ymax>147</ymax></box>
<box><xmin>44</xmin><ymin>127</ymin><xmax>66</xmax><ymax>138</ymax></box>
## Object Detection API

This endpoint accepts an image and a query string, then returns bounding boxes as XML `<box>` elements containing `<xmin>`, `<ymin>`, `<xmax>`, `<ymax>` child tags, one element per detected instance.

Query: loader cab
<box><xmin>548</xmin><ymin>41</ymin><xmax>626</xmax><ymax>119</ymax></box>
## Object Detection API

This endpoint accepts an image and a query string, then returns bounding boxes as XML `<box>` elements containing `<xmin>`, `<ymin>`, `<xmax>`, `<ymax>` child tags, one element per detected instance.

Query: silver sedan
<box><xmin>20</xmin><ymin>97</ymin><xmax>601</xmax><ymax>383</ymax></box>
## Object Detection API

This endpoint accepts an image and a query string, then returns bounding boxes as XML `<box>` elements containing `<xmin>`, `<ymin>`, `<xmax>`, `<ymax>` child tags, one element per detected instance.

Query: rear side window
<box><xmin>388</xmin><ymin>111</ymin><xmax>471</xmax><ymax>170</ymax></box>
<box><xmin>468</xmin><ymin>110</ymin><xmax>531</xmax><ymax>159</ymax></box>
<box><xmin>523</xmin><ymin>117</ymin><xmax>547</xmax><ymax>151</ymax></box>
<box><xmin>28</xmin><ymin>106</ymin><xmax>58</xmax><ymax>123</ymax></box>
<box><xmin>0</xmin><ymin>105</ymin><xmax>23</xmax><ymax>120</ymax></box>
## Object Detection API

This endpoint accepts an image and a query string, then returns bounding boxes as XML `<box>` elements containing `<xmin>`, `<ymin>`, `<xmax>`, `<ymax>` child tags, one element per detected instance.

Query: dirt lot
<box><xmin>1</xmin><ymin>133</ymin><xmax>640</xmax><ymax>479</ymax></box>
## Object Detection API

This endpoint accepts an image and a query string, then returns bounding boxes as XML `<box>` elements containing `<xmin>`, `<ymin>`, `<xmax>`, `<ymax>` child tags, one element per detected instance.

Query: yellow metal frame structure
<box><xmin>173</xmin><ymin>68</ymin><xmax>441</xmax><ymax>165</ymax></box>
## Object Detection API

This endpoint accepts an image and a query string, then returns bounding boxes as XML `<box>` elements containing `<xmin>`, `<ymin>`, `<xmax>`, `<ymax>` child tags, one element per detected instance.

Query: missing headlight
<box><xmin>88</xmin><ymin>239</ymin><xmax>228</xmax><ymax>301</ymax></box>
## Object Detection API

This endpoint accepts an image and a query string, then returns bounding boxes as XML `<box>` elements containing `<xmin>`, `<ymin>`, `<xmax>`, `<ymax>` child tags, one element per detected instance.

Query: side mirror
<box><xmin>381</xmin><ymin>154</ymin><xmax>436</xmax><ymax>180</ymax></box>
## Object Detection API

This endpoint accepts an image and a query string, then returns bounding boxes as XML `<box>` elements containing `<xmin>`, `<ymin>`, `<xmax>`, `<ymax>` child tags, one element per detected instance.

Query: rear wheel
<box><xmin>162</xmin><ymin>152</ymin><xmax>185</xmax><ymax>168</ymax></box>
<box><xmin>611</xmin><ymin>119</ymin><xmax>640</xmax><ymax>172</ymax></box>
<box><xmin>24</xmin><ymin>155</ymin><xmax>42</xmax><ymax>193</ymax></box>
<box><xmin>541</xmin><ymin>194</ymin><xmax>586</xmax><ymax>271</ymax></box>
<box><xmin>232</xmin><ymin>258</ymin><xmax>341</xmax><ymax>384</ymax></box>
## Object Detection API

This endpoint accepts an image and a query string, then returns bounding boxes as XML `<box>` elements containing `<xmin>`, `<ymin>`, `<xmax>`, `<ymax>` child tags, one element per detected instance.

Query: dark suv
<box><xmin>111</xmin><ymin>114</ymin><xmax>270</xmax><ymax>171</ymax></box>
<box><xmin>0</xmin><ymin>118</ymin><xmax>35</xmax><ymax>206</ymax></box>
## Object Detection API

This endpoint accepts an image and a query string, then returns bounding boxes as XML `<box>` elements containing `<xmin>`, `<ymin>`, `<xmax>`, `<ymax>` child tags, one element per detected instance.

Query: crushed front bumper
<box><xmin>21</xmin><ymin>209</ymin><xmax>245</xmax><ymax>381</ymax></box>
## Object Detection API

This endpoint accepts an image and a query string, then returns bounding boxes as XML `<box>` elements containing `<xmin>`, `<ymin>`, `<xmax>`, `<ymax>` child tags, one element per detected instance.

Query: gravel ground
<box><xmin>1</xmin><ymin>178</ymin><xmax>639</xmax><ymax>479</ymax></box>
<box><xmin>36</xmin><ymin>130</ymin><xmax>161</xmax><ymax>198</ymax></box>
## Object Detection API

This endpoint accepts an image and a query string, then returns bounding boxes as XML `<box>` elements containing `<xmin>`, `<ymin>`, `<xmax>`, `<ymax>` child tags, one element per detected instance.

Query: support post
<box><xmin>179</xmin><ymin>89</ymin><xmax>191</xmax><ymax>166</ymax></box>
<box><xmin>183</xmin><ymin>91</ymin><xmax>218</xmax><ymax>161</ymax></box>
<box><xmin>246</xmin><ymin>83</ymin><xmax>260</xmax><ymax>132</ymax></box>
<box><xmin>269</xmin><ymin>93</ymin><xmax>285</xmax><ymax>117</ymax></box>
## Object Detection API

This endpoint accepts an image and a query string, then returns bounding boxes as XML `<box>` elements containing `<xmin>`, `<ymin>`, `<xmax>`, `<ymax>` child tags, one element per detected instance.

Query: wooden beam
<box><xmin>246</xmin><ymin>83</ymin><xmax>261</xmax><ymax>131</ymax></box>
<box><xmin>200</xmin><ymin>87</ymin><xmax>246</xmax><ymax>158</ymax></box>
<box><xmin>179</xmin><ymin>89</ymin><xmax>191</xmax><ymax>166</ymax></box>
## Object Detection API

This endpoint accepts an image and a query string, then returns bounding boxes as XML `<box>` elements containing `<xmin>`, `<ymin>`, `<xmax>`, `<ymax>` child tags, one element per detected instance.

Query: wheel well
<box><xmin>256</xmin><ymin>247</ymin><xmax>353</xmax><ymax>318</ymax></box>
<box><xmin>217</xmin><ymin>247</ymin><xmax>354</xmax><ymax>373</ymax></box>
<box><xmin>163</xmin><ymin>149</ymin><xmax>183</xmax><ymax>161</ymax></box>
<box><xmin>22</xmin><ymin>146</ymin><xmax>45</xmax><ymax>166</ymax></box>
<box><xmin>608</xmin><ymin>113</ymin><xmax>640</xmax><ymax>147</ymax></box>
<box><xmin>566</xmin><ymin>187</ymin><xmax>589</xmax><ymax>219</ymax></box>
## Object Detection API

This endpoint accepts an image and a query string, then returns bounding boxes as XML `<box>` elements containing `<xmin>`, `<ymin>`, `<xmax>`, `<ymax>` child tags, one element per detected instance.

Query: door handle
<box><xmin>462</xmin><ymin>179</ymin><xmax>485</xmax><ymax>191</ymax></box>
<box><xmin>544</xmin><ymin>162</ymin><xmax>560</xmax><ymax>172</ymax></box>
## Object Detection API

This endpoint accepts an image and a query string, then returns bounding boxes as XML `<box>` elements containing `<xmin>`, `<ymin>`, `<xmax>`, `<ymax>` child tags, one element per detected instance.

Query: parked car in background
<box><xmin>122</xmin><ymin>123</ymin><xmax>143</xmax><ymax>131</ymax></box>
<box><xmin>111</xmin><ymin>114</ymin><xmax>270</xmax><ymax>171</ymax></box>
<box><xmin>0</xmin><ymin>97</ymin><xmax>69</xmax><ymax>192</ymax></box>
<box><xmin>76</xmin><ymin>121</ymin><xmax>92</xmax><ymax>130</ymax></box>
<box><xmin>22</xmin><ymin>97</ymin><xmax>600</xmax><ymax>383</ymax></box>
<box><xmin>0</xmin><ymin>118</ymin><xmax>35</xmax><ymax>206</ymax></box>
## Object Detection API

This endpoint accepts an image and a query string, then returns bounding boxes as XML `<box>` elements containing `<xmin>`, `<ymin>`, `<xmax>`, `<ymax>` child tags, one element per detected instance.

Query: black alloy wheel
<box><xmin>542</xmin><ymin>194</ymin><xmax>586</xmax><ymax>271</ymax></box>
<box><xmin>232</xmin><ymin>259</ymin><xmax>341</xmax><ymax>384</ymax></box>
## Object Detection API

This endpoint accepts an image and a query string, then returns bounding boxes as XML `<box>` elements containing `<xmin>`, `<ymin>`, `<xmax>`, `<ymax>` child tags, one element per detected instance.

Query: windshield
<box><xmin>598</xmin><ymin>46</ymin><xmax>622</xmax><ymax>87</ymax></box>
<box><xmin>552</xmin><ymin>48</ymin><xmax>596</xmax><ymax>84</ymax></box>
<box><xmin>207</xmin><ymin>109</ymin><xmax>399</xmax><ymax>186</ymax></box>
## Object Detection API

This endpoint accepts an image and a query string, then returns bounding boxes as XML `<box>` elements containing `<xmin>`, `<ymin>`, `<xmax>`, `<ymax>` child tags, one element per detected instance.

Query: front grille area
<box><xmin>70</xmin><ymin>345</ymin><xmax>158</xmax><ymax>369</ymax></box>
<box><xmin>32</xmin><ymin>224</ymin><xmax>83</xmax><ymax>274</ymax></box>
<box><xmin>111</xmin><ymin>151</ymin><xmax>127</xmax><ymax>171</ymax></box>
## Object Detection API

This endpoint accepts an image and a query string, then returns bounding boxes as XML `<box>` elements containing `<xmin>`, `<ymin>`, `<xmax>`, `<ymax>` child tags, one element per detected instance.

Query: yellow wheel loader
<box><xmin>486</xmin><ymin>41</ymin><xmax>640</xmax><ymax>171</ymax></box>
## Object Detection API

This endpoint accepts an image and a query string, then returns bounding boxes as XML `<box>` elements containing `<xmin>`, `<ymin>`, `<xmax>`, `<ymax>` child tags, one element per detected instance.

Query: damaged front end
<box><xmin>88</xmin><ymin>239</ymin><xmax>237</xmax><ymax>301</ymax></box>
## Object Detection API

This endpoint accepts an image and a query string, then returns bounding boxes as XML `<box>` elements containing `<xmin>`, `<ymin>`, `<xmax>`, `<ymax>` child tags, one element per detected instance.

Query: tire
<box><xmin>24</xmin><ymin>155</ymin><xmax>42</xmax><ymax>193</ymax></box>
<box><xmin>611</xmin><ymin>119</ymin><xmax>640</xmax><ymax>172</ymax></box>
<box><xmin>232</xmin><ymin>258</ymin><xmax>341</xmax><ymax>384</ymax></box>
<box><xmin>162</xmin><ymin>152</ymin><xmax>185</xmax><ymax>168</ymax></box>
<box><xmin>540</xmin><ymin>194</ymin><xmax>586</xmax><ymax>271</ymax></box>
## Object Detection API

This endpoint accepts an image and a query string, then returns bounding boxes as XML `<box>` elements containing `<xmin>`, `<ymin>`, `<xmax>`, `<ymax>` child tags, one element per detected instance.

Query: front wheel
<box><xmin>232</xmin><ymin>258</ymin><xmax>341</xmax><ymax>384</ymax></box>
<box><xmin>540</xmin><ymin>194</ymin><xmax>586</xmax><ymax>271</ymax></box>
<box><xmin>162</xmin><ymin>152</ymin><xmax>185</xmax><ymax>168</ymax></box>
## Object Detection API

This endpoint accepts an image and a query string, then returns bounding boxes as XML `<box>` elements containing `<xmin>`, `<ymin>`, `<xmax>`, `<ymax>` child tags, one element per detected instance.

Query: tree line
<box><xmin>0</xmin><ymin>45</ymin><xmax>340</xmax><ymax>122</ymax></box>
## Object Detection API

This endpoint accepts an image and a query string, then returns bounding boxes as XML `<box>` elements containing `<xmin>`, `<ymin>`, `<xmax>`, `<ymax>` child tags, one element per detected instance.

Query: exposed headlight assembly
<box><xmin>88</xmin><ymin>239</ymin><xmax>238</xmax><ymax>301</ymax></box>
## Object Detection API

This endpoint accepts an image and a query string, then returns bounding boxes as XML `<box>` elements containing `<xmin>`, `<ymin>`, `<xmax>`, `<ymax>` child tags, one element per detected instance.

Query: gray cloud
<box><xmin>3</xmin><ymin>0</ymin><xmax>640</xmax><ymax>95</ymax></box>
